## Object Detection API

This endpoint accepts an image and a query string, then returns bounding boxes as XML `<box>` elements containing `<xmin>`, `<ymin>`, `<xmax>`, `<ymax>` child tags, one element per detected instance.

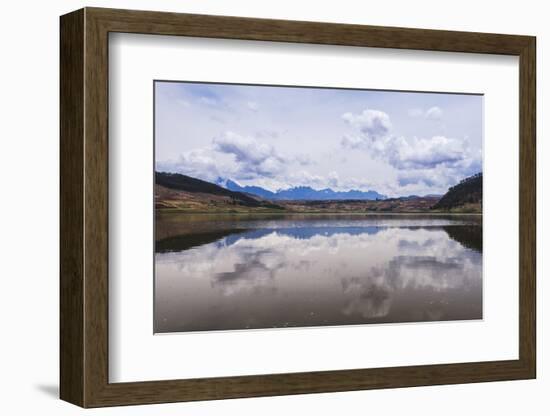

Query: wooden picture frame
<box><xmin>60</xmin><ymin>7</ymin><xmax>536</xmax><ymax>408</ymax></box>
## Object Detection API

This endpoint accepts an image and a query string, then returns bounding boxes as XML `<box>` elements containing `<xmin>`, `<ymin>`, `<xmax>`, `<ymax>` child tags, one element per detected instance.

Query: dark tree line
<box><xmin>432</xmin><ymin>172</ymin><xmax>482</xmax><ymax>210</ymax></box>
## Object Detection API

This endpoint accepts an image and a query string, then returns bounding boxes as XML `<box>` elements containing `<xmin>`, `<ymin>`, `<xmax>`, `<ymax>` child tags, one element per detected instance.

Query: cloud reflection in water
<box><xmin>155</xmin><ymin>225</ymin><xmax>482</xmax><ymax>333</ymax></box>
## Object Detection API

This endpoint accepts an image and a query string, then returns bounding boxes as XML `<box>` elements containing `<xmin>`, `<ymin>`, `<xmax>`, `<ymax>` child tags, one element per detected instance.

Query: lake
<box><xmin>154</xmin><ymin>213</ymin><xmax>482</xmax><ymax>333</ymax></box>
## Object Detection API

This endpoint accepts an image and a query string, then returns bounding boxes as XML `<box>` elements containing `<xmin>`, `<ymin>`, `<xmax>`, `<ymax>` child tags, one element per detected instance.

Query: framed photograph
<box><xmin>60</xmin><ymin>7</ymin><xmax>536</xmax><ymax>407</ymax></box>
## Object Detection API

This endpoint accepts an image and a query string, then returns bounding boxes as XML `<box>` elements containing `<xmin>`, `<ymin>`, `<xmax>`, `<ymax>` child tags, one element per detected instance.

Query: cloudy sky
<box><xmin>155</xmin><ymin>81</ymin><xmax>482</xmax><ymax>197</ymax></box>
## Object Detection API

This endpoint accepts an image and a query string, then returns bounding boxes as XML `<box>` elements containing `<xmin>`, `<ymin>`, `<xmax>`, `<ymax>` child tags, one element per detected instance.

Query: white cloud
<box><xmin>158</xmin><ymin>127</ymin><xmax>465</xmax><ymax>196</ymax></box>
<box><xmin>157</xmin><ymin>131</ymin><xmax>323</xmax><ymax>190</ymax></box>
<box><xmin>286</xmin><ymin>170</ymin><xmax>326</xmax><ymax>189</ymax></box>
<box><xmin>340</xmin><ymin>134</ymin><xmax>365</xmax><ymax>149</ymax></box>
<box><xmin>158</xmin><ymin>111</ymin><xmax>478</xmax><ymax>197</ymax></box>
<box><xmin>342</xmin><ymin>109</ymin><xmax>469</xmax><ymax>170</ymax></box>
<box><xmin>156</xmin><ymin>148</ymin><xmax>225</xmax><ymax>182</ymax></box>
<box><xmin>396</xmin><ymin>165</ymin><xmax>458</xmax><ymax>189</ymax></box>
<box><xmin>425</xmin><ymin>106</ymin><xmax>443</xmax><ymax>120</ymax></box>
<box><xmin>212</xmin><ymin>131</ymin><xmax>286</xmax><ymax>179</ymax></box>
<box><xmin>341</xmin><ymin>109</ymin><xmax>479</xmax><ymax>195</ymax></box>
<box><xmin>342</xmin><ymin>109</ymin><xmax>392</xmax><ymax>139</ymax></box>
<box><xmin>389</xmin><ymin>135</ymin><xmax>466</xmax><ymax>170</ymax></box>
<box><xmin>408</xmin><ymin>106</ymin><xmax>443</xmax><ymax>120</ymax></box>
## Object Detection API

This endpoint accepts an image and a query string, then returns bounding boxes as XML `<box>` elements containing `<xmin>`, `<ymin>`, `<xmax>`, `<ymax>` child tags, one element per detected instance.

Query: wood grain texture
<box><xmin>83</xmin><ymin>10</ymin><xmax>110</xmax><ymax>406</ymax></box>
<box><xmin>59</xmin><ymin>8</ymin><xmax>84</xmax><ymax>407</ymax></box>
<box><xmin>518</xmin><ymin>38</ymin><xmax>537</xmax><ymax>375</ymax></box>
<box><xmin>88</xmin><ymin>7</ymin><xmax>532</xmax><ymax>54</ymax></box>
<box><xmin>59</xmin><ymin>7</ymin><xmax>537</xmax><ymax>408</ymax></box>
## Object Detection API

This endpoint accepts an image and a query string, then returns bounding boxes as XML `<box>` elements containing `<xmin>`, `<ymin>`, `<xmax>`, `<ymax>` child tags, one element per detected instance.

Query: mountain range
<box><xmin>218</xmin><ymin>179</ymin><xmax>386</xmax><ymax>201</ymax></box>
<box><xmin>154</xmin><ymin>171</ymin><xmax>482</xmax><ymax>214</ymax></box>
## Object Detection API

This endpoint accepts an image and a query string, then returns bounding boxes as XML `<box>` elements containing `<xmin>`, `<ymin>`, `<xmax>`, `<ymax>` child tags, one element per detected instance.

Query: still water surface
<box><xmin>155</xmin><ymin>214</ymin><xmax>482</xmax><ymax>333</ymax></box>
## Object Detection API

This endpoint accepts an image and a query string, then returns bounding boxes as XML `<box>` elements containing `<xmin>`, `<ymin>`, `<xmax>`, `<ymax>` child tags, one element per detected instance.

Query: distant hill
<box><xmin>283</xmin><ymin>195</ymin><xmax>440</xmax><ymax>213</ymax></box>
<box><xmin>398</xmin><ymin>194</ymin><xmax>443</xmax><ymax>200</ymax></box>
<box><xmin>155</xmin><ymin>172</ymin><xmax>284</xmax><ymax>211</ymax></box>
<box><xmin>220</xmin><ymin>179</ymin><xmax>386</xmax><ymax>201</ymax></box>
<box><xmin>432</xmin><ymin>173</ymin><xmax>482</xmax><ymax>212</ymax></box>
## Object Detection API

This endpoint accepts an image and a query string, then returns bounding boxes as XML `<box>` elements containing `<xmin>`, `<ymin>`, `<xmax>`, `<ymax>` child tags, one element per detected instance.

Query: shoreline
<box><xmin>156</xmin><ymin>210</ymin><xmax>482</xmax><ymax>216</ymax></box>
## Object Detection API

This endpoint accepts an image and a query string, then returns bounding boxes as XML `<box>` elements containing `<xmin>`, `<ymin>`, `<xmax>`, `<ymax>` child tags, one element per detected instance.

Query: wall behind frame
<box><xmin>0</xmin><ymin>0</ymin><xmax>545</xmax><ymax>415</ymax></box>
